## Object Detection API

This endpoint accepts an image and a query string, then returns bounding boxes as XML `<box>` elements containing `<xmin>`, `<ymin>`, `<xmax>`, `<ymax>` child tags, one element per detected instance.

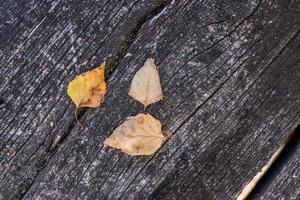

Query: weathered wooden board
<box><xmin>0</xmin><ymin>0</ymin><xmax>170</xmax><ymax>199</ymax></box>
<box><xmin>248</xmin><ymin>126</ymin><xmax>300</xmax><ymax>200</ymax></box>
<box><xmin>0</xmin><ymin>0</ymin><xmax>300</xmax><ymax>199</ymax></box>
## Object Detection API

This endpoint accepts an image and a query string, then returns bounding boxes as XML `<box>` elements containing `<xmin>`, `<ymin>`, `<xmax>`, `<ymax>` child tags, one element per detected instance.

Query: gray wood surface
<box><xmin>0</xmin><ymin>0</ymin><xmax>299</xmax><ymax>199</ymax></box>
<box><xmin>249</xmin><ymin>126</ymin><xmax>300</xmax><ymax>200</ymax></box>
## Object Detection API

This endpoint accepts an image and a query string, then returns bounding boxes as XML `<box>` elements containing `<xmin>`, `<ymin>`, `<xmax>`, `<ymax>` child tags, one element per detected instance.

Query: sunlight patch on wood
<box><xmin>237</xmin><ymin>140</ymin><xmax>287</xmax><ymax>200</ymax></box>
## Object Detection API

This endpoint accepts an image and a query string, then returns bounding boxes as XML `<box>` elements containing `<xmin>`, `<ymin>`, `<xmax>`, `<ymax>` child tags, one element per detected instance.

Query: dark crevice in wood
<box><xmin>11</xmin><ymin>151</ymin><xmax>51</xmax><ymax>200</ymax></box>
<box><xmin>247</xmin><ymin>125</ymin><xmax>300</xmax><ymax>199</ymax></box>
<box><xmin>12</xmin><ymin>1</ymin><xmax>173</xmax><ymax>199</ymax></box>
<box><xmin>105</xmin><ymin>0</ymin><xmax>172</xmax><ymax>76</ymax></box>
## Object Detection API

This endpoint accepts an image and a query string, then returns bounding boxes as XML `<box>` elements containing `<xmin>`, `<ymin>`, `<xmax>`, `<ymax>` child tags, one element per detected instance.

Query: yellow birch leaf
<box><xmin>103</xmin><ymin>113</ymin><xmax>164</xmax><ymax>156</ymax></box>
<box><xmin>67</xmin><ymin>61</ymin><xmax>106</xmax><ymax>108</ymax></box>
<box><xmin>128</xmin><ymin>58</ymin><xmax>163</xmax><ymax>108</ymax></box>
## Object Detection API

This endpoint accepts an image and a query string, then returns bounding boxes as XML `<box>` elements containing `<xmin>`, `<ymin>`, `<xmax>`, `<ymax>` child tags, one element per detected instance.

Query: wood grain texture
<box><xmin>0</xmin><ymin>0</ymin><xmax>170</xmax><ymax>199</ymax></box>
<box><xmin>248</xmin><ymin>126</ymin><xmax>300</xmax><ymax>200</ymax></box>
<box><xmin>0</xmin><ymin>0</ymin><xmax>300</xmax><ymax>199</ymax></box>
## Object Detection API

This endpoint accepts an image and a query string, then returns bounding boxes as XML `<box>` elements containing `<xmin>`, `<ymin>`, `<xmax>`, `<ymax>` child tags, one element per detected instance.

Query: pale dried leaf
<box><xmin>128</xmin><ymin>58</ymin><xmax>163</xmax><ymax>108</ymax></box>
<box><xmin>103</xmin><ymin>113</ymin><xmax>164</xmax><ymax>156</ymax></box>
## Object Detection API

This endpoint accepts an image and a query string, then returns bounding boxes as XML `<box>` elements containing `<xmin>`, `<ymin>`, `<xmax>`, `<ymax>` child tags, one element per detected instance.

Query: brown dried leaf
<box><xmin>128</xmin><ymin>58</ymin><xmax>163</xmax><ymax>108</ymax></box>
<box><xmin>103</xmin><ymin>113</ymin><xmax>164</xmax><ymax>156</ymax></box>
